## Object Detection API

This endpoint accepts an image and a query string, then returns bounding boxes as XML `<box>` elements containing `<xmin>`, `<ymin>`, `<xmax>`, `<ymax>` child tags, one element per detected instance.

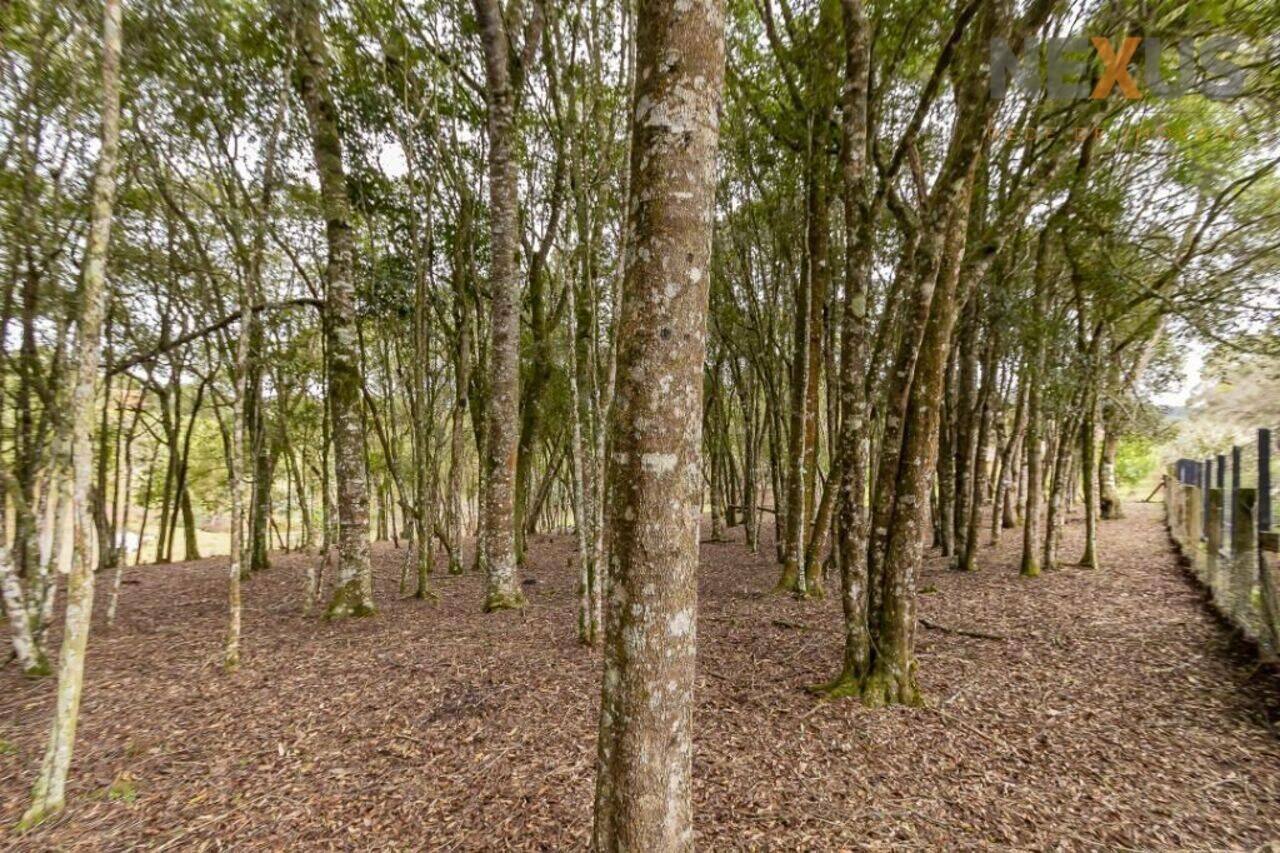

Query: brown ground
<box><xmin>2</xmin><ymin>502</ymin><xmax>1279</xmax><ymax>850</ymax></box>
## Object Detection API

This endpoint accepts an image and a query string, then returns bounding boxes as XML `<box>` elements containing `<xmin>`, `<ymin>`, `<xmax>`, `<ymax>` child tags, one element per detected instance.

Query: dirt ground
<box><xmin>3</xmin><ymin>502</ymin><xmax>1279</xmax><ymax>850</ymax></box>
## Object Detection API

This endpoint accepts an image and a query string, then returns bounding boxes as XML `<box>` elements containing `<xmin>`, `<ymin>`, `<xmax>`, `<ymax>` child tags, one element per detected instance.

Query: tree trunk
<box><xmin>951</xmin><ymin>309</ymin><xmax>978</xmax><ymax>563</ymax></box>
<box><xmin>19</xmin><ymin>0</ymin><xmax>121</xmax><ymax>827</ymax></box>
<box><xmin>474</xmin><ymin>0</ymin><xmax>526</xmax><ymax>611</ymax></box>
<box><xmin>446</xmin><ymin>202</ymin><xmax>472</xmax><ymax>575</ymax></box>
<box><xmin>591</xmin><ymin>0</ymin><xmax>724</xmax><ymax>845</ymax></box>
<box><xmin>246</xmin><ymin>308</ymin><xmax>270</xmax><ymax>572</ymax></box>
<box><xmin>1099</xmin><ymin>403</ymin><xmax>1123</xmax><ymax>520</ymax></box>
<box><xmin>865</xmin><ymin>188</ymin><xmax>975</xmax><ymax>708</ymax></box>
<box><xmin>1078</xmin><ymin>380</ymin><xmax>1101</xmax><ymax>568</ymax></box>
<box><xmin>296</xmin><ymin>0</ymin><xmax>374</xmax><ymax>619</ymax></box>
<box><xmin>960</xmin><ymin>331</ymin><xmax>997</xmax><ymax>572</ymax></box>
<box><xmin>567</xmin><ymin>270</ymin><xmax>598</xmax><ymax>645</ymax></box>
<box><xmin>413</xmin><ymin>239</ymin><xmax>437</xmax><ymax>601</ymax></box>
<box><xmin>994</xmin><ymin>370</ymin><xmax>1028</xmax><ymax>539</ymax></box>
<box><xmin>801</xmin><ymin>166</ymin><xmax>830</xmax><ymax>595</ymax></box>
<box><xmin>815</xmin><ymin>0</ymin><xmax>872</xmax><ymax>692</ymax></box>
<box><xmin>776</xmin><ymin>229</ymin><xmax>810</xmax><ymax>595</ymax></box>
<box><xmin>1042</xmin><ymin>414</ymin><xmax>1075</xmax><ymax>572</ymax></box>
<box><xmin>1020</xmin><ymin>229</ymin><xmax>1054</xmax><ymax>578</ymax></box>
<box><xmin>733</xmin><ymin>362</ymin><xmax>759</xmax><ymax>552</ymax></box>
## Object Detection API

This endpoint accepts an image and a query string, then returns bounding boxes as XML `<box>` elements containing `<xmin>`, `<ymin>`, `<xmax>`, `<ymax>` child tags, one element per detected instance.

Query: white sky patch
<box><xmin>1152</xmin><ymin>340</ymin><xmax>1205</xmax><ymax>409</ymax></box>
<box><xmin>379</xmin><ymin>141</ymin><xmax>409</xmax><ymax>179</ymax></box>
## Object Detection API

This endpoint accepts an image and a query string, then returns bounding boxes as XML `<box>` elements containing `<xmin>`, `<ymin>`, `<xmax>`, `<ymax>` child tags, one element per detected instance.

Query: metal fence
<box><xmin>1168</xmin><ymin>428</ymin><xmax>1280</xmax><ymax>660</ymax></box>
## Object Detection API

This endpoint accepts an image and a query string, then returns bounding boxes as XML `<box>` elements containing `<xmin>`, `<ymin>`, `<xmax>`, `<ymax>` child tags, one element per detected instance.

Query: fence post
<box><xmin>1203</xmin><ymin>458</ymin><xmax>1212</xmax><ymax>541</ymax></box>
<box><xmin>1207</xmin><ymin>488</ymin><xmax>1224</xmax><ymax>591</ymax></box>
<box><xmin>1260</xmin><ymin>428</ymin><xmax>1272</xmax><ymax>533</ymax></box>
<box><xmin>1185</xmin><ymin>481</ymin><xmax>1203</xmax><ymax>570</ymax></box>
<box><xmin>1217</xmin><ymin>453</ymin><xmax>1226</xmax><ymax>489</ymax></box>
<box><xmin>1231</xmin><ymin>488</ymin><xmax>1257</xmax><ymax>638</ymax></box>
<box><xmin>1259</xmin><ymin>531</ymin><xmax>1280</xmax><ymax>660</ymax></box>
<box><xmin>1232</xmin><ymin>445</ymin><xmax>1243</xmax><ymax>549</ymax></box>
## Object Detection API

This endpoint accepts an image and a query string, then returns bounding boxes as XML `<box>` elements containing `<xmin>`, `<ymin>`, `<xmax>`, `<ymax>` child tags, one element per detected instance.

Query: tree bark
<box><xmin>815</xmin><ymin>0</ymin><xmax>872</xmax><ymax>691</ymax></box>
<box><xmin>591</xmin><ymin>0</ymin><xmax>724</xmax><ymax>846</ymax></box>
<box><xmin>473</xmin><ymin>0</ymin><xmax>528</xmax><ymax>611</ymax></box>
<box><xmin>1020</xmin><ymin>228</ymin><xmax>1054</xmax><ymax>578</ymax></box>
<box><xmin>1099</xmin><ymin>397</ymin><xmax>1123</xmax><ymax>519</ymax></box>
<box><xmin>19</xmin><ymin>0</ymin><xmax>121</xmax><ymax>827</ymax></box>
<box><xmin>295</xmin><ymin>0</ymin><xmax>374</xmax><ymax>619</ymax></box>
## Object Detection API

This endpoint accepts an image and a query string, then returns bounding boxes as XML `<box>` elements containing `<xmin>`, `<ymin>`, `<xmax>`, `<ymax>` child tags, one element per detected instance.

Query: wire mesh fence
<box><xmin>1169</xmin><ymin>428</ymin><xmax>1280</xmax><ymax>660</ymax></box>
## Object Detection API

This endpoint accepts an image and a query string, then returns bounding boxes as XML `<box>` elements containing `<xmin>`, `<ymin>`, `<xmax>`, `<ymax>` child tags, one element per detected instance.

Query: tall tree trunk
<box><xmin>1043</xmin><ymin>407</ymin><xmax>1080</xmax><ymax>573</ymax></box>
<box><xmin>813</xmin><ymin>0</ymin><xmax>870</xmax><ymax>697</ymax></box>
<box><xmin>246</xmin><ymin>311</ymin><xmax>270</xmax><ymax>571</ymax></box>
<box><xmin>446</xmin><ymin>202</ymin><xmax>472</xmax><ymax>575</ymax></box>
<box><xmin>94</xmin><ymin>334</ymin><xmax>116</xmax><ymax>571</ymax></box>
<box><xmin>801</xmin><ymin>166</ymin><xmax>830</xmax><ymax>594</ymax></box>
<box><xmin>706</xmin><ymin>366</ymin><xmax>726</xmax><ymax>541</ymax></box>
<box><xmin>19</xmin><ymin>0</ymin><xmax>121</xmax><ymax>827</ymax></box>
<box><xmin>866</xmin><ymin>187</ymin><xmax>975</xmax><ymax>708</ymax></box>
<box><xmin>959</xmin><ymin>330</ymin><xmax>997</xmax><ymax>572</ymax></box>
<box><xmin>1020</xmin><ymin>229</ymin><xmax>1053</xmax><ymax>578</ymax></box>
<box><xmin>296</xmin><ymin>0</ymin><xmax>374</xmax><ymax>618</ymax></box>
<box><xmin>592</xmin><ymin>0</ymin><xmax>724</xmax><ymax>845</ymax></box>
<box><xmin>107</xmin><ymin>399</ymin><xmax>143</xmax><ymax>627</ymax></box>
<box><xmin>412</xmin><ymin>251</ymin><xmax>437</xmax><ymax>600</ymax></box>
<box><xmin>732</xmin><ymin>361</ymin><xmax>759</xmax><ymax>552</ymax></box>
<box><xmin>567</xmin><ymin>270</ymin><xmax>598</xmax><ymax>645</ymax></box>
<box><xmin>993</xmin><ymin>368</ymin><xmax>1028</xmax><ymax>540</ymax></box>
<box><xmin>951</xmin><ymin>310</ymin><xmax>978</xmax><ymax>563</ymax></box>
<box><xmin>474</xmin><ymin>0</ymin><xmax>527</xmax><ymax>611</ymax></box>
<box><xmin>776</xmin><ymin>231</ymin><xmax>810</xmax><ymax>595</ymax></box>
<box><xmin>1078</xmin><ymin>378</ymin><xmax>1101</xmax><ymax>568</ymax></box>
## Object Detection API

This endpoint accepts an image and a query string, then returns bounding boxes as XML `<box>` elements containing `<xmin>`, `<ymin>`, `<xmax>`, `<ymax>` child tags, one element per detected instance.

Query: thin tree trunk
<box><xmin>412</xmin><ymin>241</ymin><xmax>437</xmax><ymax>601</ymax></box>
<box><xmin>993</xmin><ymin>369</ymin><xmax>1028</xmax><ymax>540</ymax></box>
<box><xmin>567</xmin><ymin>271</ymin><xmax>597</xmax><ymax>645</ymax></box>
<box><xmin>959</xmin><ymin>331</ymin><xmax>997</xmax><ymax>572</ymax></box>
<box><xmin>1078</xmin><ymin>379</ymin><xmax>1101</xmax><ymax>568</ymax></box>
<box><xmin>20</xmin><ymin>0</ymin><xmax>121</xmax><ymax>826</ymax></box>
<box><xmin>107</xmin><ymin>398</ymin><xmax>143</xmax><ymax>627</ymax></box>
<box><xmin>816</xmin><ymin>0</ymin><xmax>870</xmax><ymax>697</ymax></box>
<box><xmin>777</xmin><ymin>240</ymin><xmax>810</xmax><ymax>595</ymax></box>
<box><xmin>1020</xmin><ymin>230</ymin><xmax>1053</xmax><ymax>578</ymax></box>
<box><xmin>446</xmin><ymin>204</ymin><xmax>472</xmax><ymax>575</ymax></box>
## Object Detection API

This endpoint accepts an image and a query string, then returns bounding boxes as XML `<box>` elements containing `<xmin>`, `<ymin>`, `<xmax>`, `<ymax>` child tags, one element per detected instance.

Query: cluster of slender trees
<box><xmin>3</xmin><ymin>0</ymin><xmax>1278</xmax><ymax>842</ymax></box>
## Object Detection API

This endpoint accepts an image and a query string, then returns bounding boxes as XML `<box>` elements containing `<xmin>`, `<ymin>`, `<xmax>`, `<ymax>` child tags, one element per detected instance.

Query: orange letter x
<box><xmin>1091</xmin><ymin>36</ymin><xmax>1143</xmax><ymax>99</ymax></box>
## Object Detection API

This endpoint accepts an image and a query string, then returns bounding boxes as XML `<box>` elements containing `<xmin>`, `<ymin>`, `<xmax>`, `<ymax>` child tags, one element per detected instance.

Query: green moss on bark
<box><xmin>324</xmin><ymin>583</ymin><xmax>376</xmax><ymax>619</ymax></box>
<box><xmin>483</xmin><ymin>589</ymin><xmax>526</xmax><ymax>612</ymax></box>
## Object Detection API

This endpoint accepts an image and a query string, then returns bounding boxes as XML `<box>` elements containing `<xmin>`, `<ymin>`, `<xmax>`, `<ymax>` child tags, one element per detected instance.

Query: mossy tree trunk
<box><xmin>813</xmin><ymin>0</ymin><xmax>871</xmax><ymax>698</ymax></box>
<box><xmin>295</xmin><ymin>0</ymin><xmax>374</xmax><ymax>619</ymax></box>
<box><xmin>1020</xmin><ymin>228</ymin><xmax>1054</xmax><ymax>578</ymax></box>
<box><xmin>993</xmin><ymin>369</ymin><xmax>1027</xmax><ymax>540</ymax></box>
<box><xmin>446</xmin><ymin>196</ymin><xmax>473</xmax><ymax>575</ymax></box>
<box><xmin>960</xmin><ymin>328</ymin><xmax>998</xmax><ymax>572</ymax></box>
<box><xmin>777</xmin><ymin>235</ymin><xmax>810</xmax><ymax>595</ymax></box>
<box><xmin>1077</xmin><ymin>373</ymin><xmax>1101</xmax><ymax>569</ymax></box>
<box><xmin>19</xmin><ymin>0</ymin><xmax>121</xmax><ymax>828</ymax></box>
<box><xmin>412</xmin><ymin>242</ymin><xmax>437</xmax><ymax>601</ymax></box>
<box><xmin>591</xmin><ymin>0</ymin><xmax>724</xmax><ymax>845</ymax></box>
<box><xmin>473</xmin><ymin>0</ymin><xmax>538</xmax><ymax>612</ymax></box>
<box><xmin>801</xmin><ymin>165</ymin><xmax>831</xmax><ymax>595</ymax></box>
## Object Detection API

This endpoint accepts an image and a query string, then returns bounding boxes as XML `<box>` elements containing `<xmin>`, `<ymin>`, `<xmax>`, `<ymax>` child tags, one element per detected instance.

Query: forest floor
<box><xmin>3</xmin><ymin>502</ymin><xmax>1280</xmax><ymax>850</ymax></box>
